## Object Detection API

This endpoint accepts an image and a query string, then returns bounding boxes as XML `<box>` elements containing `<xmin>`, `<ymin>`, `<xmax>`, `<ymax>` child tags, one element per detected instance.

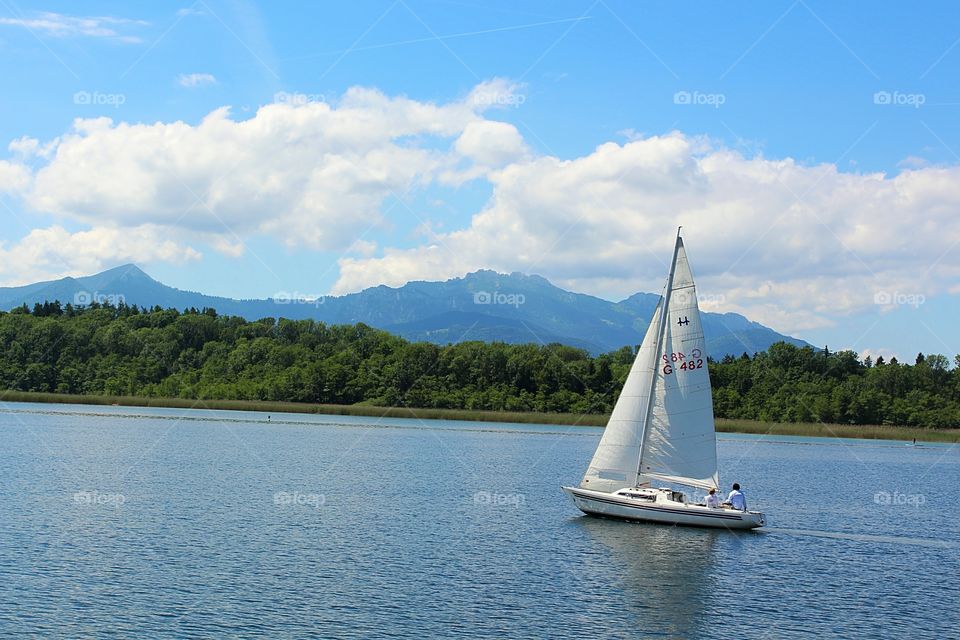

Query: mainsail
<box><xmin>580</xmin><ymin>233</ymin><xmax>719</xmax><ymax>493</ymax></box>
<box><xmin>639</xmin><ymin>238</ymin><xmax>719</xmax><ymax>490</ymax></box>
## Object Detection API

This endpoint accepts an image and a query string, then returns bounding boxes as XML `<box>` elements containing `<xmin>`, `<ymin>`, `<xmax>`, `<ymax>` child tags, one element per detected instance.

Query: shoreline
<box><xmin>1</xmin><ymin>390</ymin><xmax>958</xmax><ymax>443</ymax></box>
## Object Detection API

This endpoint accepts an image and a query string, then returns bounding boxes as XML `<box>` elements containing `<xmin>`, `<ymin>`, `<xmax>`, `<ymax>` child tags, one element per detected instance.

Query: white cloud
<box><xmin>0</xmin><ymin>12</ymin><xmax>147</xmax><ymax>43</ymax></box>
<box><xmin>209</xmin><ymin>236</ymin><xmax>245</xmax><ymax>258</ymax></box>
<box><xmin>897</xmin><ymin>155</ymin><xmax>929</xmax><ymax>170</ymax></box>
<box><xmin>0</xmin><ymin>160</ymin><xmax>31</xmax><ymax>194</ymax></box>
<box><xmin>617</xmin><ymin>128</ymin><xmax>647</xmax><ymax>141</ymax></box>
<box><xmin>0</xmin><ymin>225</ymin><xmax>200</xmax><ymax>286</ymax></box>
<box><xmin>5</xmin><ymin>80</ymin><xmax>960</xmax><ymax>336</ymax></box>
<box><xmin>466</xmin><ymin>78</ymin><xmax>527</xmax><ymax>110</ymax></box>
<box><xmin>454</xmin><ymin>120</ymin><xmax>528</xmax><ymax>168</ymax></box>
<box><xmin>178</xmin><ymin>73</ymin><xmax>217</xmax><ymax>88</ymax></box>
<box><xmin>23</xmin><ymin>84</ymin><xmax>509</xmax><ymax>252</ymax></box>
<box><xmin>346</xmin><ymin>239</ymin><xmax>378</xmax><ymax>257</ymax></box>
<box><xmin>333</xmin><ymin>133</ymin><xmax>960</xmax><ymax>334</ymax></box>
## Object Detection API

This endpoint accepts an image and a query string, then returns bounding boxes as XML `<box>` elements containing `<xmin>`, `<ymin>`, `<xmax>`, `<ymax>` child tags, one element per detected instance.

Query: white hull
<box><xmin>563</xmin><ymin>486</ymin><xmax>765</xmax><ymax>530</ymax></box>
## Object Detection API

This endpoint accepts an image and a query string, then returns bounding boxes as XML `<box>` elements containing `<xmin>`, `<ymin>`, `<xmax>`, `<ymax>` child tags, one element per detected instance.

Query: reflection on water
<box><xmin>574</xmin><ymin>516</ymin><xmax>720</xmax><ymax>639</ymax></box>
<box><xmin>2</xmin><ymin>403</ymin><xmax>958</xmax><ymax>638</ymax></box>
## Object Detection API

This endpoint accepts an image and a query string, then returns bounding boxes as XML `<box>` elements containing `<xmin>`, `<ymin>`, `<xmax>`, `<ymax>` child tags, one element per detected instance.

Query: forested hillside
<box><xmin>2</xmin><ymin>302</ymin><xmax>958</xmax><ymax>428</ymax></box>
<box><xmin>0</xmin><ymin>264</ymin><xmax>809</xmax><ymax>356</ymax></box>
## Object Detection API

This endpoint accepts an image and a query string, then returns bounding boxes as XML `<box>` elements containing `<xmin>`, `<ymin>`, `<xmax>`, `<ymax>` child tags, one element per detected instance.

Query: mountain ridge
<box><xmin>0</xmin><ymin>265</ymin><xmax>812</xmax><ymax>356</ymax></box>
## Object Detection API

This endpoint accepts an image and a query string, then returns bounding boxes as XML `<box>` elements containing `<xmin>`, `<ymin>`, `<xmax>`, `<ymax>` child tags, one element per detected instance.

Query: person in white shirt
<box><xmin>704</xmin><ymin>488</ymin><xmax>721</xmax><ymax>508</ymax></box>
<box><xmin>724</xmin><ymin>483</ymin><xmax>747</xmax><ymax>511</ymax></box>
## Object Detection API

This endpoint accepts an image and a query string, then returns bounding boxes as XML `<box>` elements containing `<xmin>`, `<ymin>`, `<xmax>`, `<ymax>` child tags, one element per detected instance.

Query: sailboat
<box><xmin>562</xmin><ymin>230</ymin><xmax>765</xmax><ymax>529</ymax></box>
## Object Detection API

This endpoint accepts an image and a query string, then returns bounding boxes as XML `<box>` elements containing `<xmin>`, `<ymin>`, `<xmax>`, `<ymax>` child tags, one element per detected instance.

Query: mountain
<box><xmin>0</xmin><ymin>265</ymin><xmax>811</xmax><ymax>356</ymax></box>
<box><xmin>383</xmin><ymin>311</ymin><xmax>601</xmax><ymax>353</ymax></box>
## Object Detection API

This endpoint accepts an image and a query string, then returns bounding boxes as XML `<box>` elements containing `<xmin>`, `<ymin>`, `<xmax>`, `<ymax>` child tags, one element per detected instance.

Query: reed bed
<box><xmin>2</xmin><ymin>390</ymin><xmax>957</xmax><ymax>442</ymax></box>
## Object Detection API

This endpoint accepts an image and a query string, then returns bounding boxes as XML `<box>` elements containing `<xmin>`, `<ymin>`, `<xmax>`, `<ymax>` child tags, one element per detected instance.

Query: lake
<box><xmin>1</xmin><ymin>402</ymin><xmax>957</xmax><ymax>638</ymax></box>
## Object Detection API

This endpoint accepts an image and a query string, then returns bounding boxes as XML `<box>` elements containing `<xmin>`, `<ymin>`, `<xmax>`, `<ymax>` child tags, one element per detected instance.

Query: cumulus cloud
<box><xmin>0</xmin><ymin>225</ymin><xmax>200</xmax><ymax>286</ymax></box>
<box><xmin>4</xmin><ymin>80</ymin><xmax>959</xmax><ymax>335</ymax></box>
<box><xmin>333</xmin><ymin>133</ymin><xmax>960</xmax><ymax>333</ymax></box>
<box><xmin>22</xmin><ymin>85</ymin><xmax>509</xmax><ymax>255</ymax></box>
<box><xmin>454</xmin><ymin>120</ymin><xmax>528</xmax><ymax>167</ymax></box>
<box><xmin>177</xmin><ymin>73</ymin><xmax>217</xmax><ymax>88</ymax></box>
<box><xmin>0</xmin><ymin>160</ymin><xmax>31</xmax><ymax>194</ymax></box>
<box><xmin>9</xmin><ymin>136</ymin><xmax>55</xmax><ymax>158</ymax></box>
<box><xmin>439</xmin><ymin>120</ymin><xmax>529</xmax><ymax>185</ymax></box>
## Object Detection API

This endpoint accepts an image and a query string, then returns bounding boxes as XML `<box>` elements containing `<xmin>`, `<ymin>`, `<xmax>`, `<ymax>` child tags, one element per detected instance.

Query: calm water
<box><xmin>1</xmin><ymin>402</ymin><xmax>958</xmax><ymax>639</ymax></box>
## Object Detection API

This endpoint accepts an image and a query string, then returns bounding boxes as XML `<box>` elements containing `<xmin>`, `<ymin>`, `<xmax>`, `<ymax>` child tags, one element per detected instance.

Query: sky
<box><xmin>0</xmin><ymin>1</ymin><xmax>959</xmax><ymax>361</ymax></box>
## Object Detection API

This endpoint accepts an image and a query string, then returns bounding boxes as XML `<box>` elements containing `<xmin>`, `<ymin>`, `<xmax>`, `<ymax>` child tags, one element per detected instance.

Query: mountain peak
<box><xmin>79</xmin><ymin>264</ymin><xmax>157</xmax><ymax>286</ymax></box>
<box><xmin>63</xmin><ymin>264</ymin><xmax>162</xmax><ymax>299</ymax></box>
<box><xmin>96</xmin><ymin>263</ymin><xmax>150</xmax><ymax>278</ymax></box>
<box><xmin>459</xmin><ymin>269</ymin><xmax>553</xmax><ymax>287</ymax></box>
<box><xmin>0</xmin><ymin>265</ymin><xmax>810</xmax><ymax>356</ymax></box>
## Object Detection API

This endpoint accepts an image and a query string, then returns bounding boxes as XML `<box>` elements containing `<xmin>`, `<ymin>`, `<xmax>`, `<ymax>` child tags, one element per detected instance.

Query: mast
<box><xmin>636</xmin><ymin>227</ymin><xmax>683</xmax><ymax>484</ymax></box>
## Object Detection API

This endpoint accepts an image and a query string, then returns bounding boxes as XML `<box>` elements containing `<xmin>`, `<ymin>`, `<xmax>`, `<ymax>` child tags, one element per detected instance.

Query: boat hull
<box><xmin>562</xmin><ymin>486</ymin><xmax>764</xmax><ymax>530</ymax></box>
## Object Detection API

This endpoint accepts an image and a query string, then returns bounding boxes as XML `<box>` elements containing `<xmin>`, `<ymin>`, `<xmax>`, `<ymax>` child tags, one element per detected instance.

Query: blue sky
<box><xmin>1</xmin><ymin>1</ymin><xmax>958</xmax><ymax>360</ymax></box>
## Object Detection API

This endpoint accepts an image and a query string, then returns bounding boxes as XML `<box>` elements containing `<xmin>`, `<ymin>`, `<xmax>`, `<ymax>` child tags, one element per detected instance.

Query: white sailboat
<box><xmin>563</xmin><ymin>230</ymin><xmax>765</xmax><ymax>529</ymax></box>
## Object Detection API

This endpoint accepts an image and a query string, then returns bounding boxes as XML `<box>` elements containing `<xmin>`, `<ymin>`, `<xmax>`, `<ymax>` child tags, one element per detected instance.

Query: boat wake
<box><xmin>764</xmin><ymin>527</ymin><xmax>957</xmax><ymax>549</ymax></box>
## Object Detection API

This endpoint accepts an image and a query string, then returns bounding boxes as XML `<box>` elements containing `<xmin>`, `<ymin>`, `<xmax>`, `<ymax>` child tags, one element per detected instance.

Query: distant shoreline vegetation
<box><xmin>2</xmin><ymin>301</ymin><xmax>959</xmax><ymax>438</ymax></box>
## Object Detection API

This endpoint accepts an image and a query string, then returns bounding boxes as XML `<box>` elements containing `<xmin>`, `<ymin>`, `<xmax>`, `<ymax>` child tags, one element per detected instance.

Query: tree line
<box><xmin>2</xmin><ymin>301</ymin><xmax>958</xmax><ymax>428</ymax></box>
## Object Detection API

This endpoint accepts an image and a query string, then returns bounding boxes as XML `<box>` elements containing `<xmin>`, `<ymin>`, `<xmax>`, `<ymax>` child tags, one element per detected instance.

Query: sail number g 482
<box><xmin>661</xmin><ymin>348</ymin><xmax>703</xmax><ymax>375</ymax></box>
